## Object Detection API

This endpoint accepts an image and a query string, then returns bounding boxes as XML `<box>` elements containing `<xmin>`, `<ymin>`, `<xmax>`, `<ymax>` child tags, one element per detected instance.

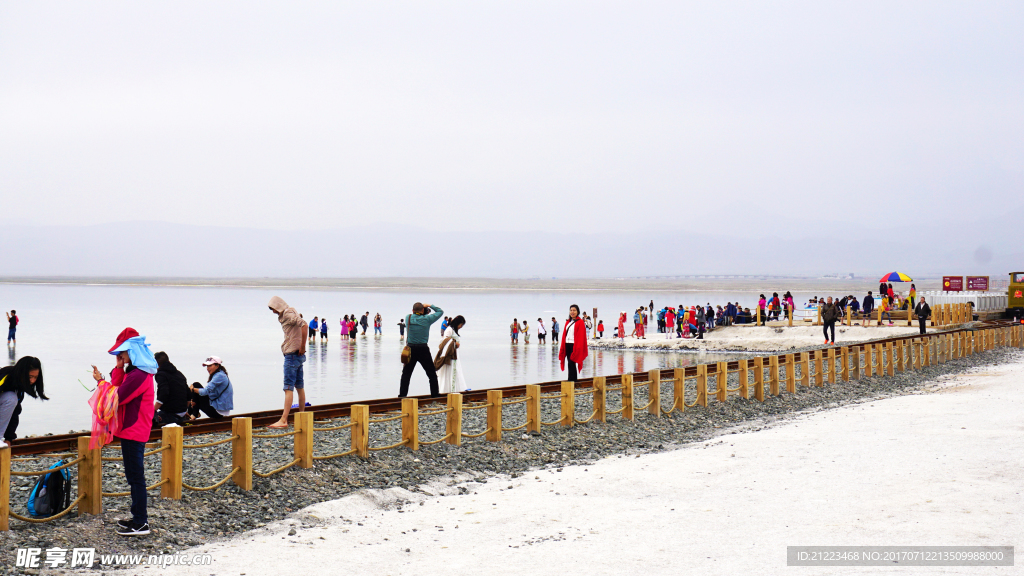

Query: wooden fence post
<box><xmin>785</xmin><ymin>354</ymin><xmax>796</xmax><ymax>393</ymax></box>
<box><xmin>231</xmin><ymin>417</ymin><xmax>252</xmax><ymax>490</ymax></box>
<box><xmin>77</xmin><ymin>436</ymin><xmax>102</xmax><ymax>516</ymax></box>
<box><xmin>838</xmin><ymin>347</ymin><xmax>848</xmax><ymax>381</ymax></box>
<box><xmin>647</xmin><ymin>370</ymin><xmax>660</xmax><ymax>417</ymax></box>
<box><xmin>826</xmin><ymin>348</ymin><xmax>836</xmax><ymax>384</ymax></box>
<box><xmin>886</xmin><ymin>342</ymin><xmax>895</xmax><ymax>376</ymax></box>
<box><xmin>622</xmin><ymin>376</ymin><xmax>634</xmax><ymax>421</ymax></box>
<box><xmin>877</xmin><ymin>306</ymin><xmax>882</xmax><ymax>326</ymax></box>
<box><xmin>850</xmin><ymin>346</ymin><xmax>861</xmax><ymax>380</ymax></box>
<box><xmin>697</xmin><ymin>365</ymin><xmax>708</xmax><ymax>407</ymax></box>
<box><xmin>593</xmin><ymin>377</ymin><xmax>607</xmax><ymax>423</ymax></box>
<box><xmin>845</xmin><ymin>307</ymin><xmax>851</xmax><ymax>327</ymax></box>
<box><xmin>790</xmin><ymin>305</ymin><xmax>795</xmax><ymax>327</ymax></box>
<box><xmin>294</xmin><ymin>412</ymin><xmax>314</xmax><ymax>467</ymax></box>
<box><xmin>561</xmin><ymin>382</ymin><xmax>575</xmax><ymax>428</ymax></box>
<box><xmin>446</xmin><ymin>393</ymin><xmax>463</xmax><ymax>445</ymax></box>
<box><xmin>0</xmin><ymin>446</ymin><xmax>7</xmax><ymax>530</ymax></box>
<box><xmin>526</xmin><ymin>385</ymin><xmax>541</xmax><ymax>433</ymax></box>
<box><xmin>673</xmin><ymin>368</ymin><xmax>685</xmax><ymax>413</ymax></box>
<box><xmin>739</xmin><ymin>359</ymin><xmax>750</xmax><ymax>399</ymax></box>
<box><xmin>896</xmin><ymin>340</ymin><xmax>905</xmax><ymax>371</ymax></box>
<box><xmin>716</xmin><ymin>362</ymin><xmax>728</xmax><ymax>402</ymax></box>
<box><xmin>350</xmin><ymin>404</ymin><xmax>369</xmax><ymax>458</ymax></box>
<box><xmin>814</xmin><ymin>349</ymin><xmax>824</xmax><ymax>387</ymax></box>
<box><xmin>769</xmin><ymin>356</ymin><xmax>780</xmax><ymax>396</ymax></box>
<box><xmin>486</xmin><ymin>390</ymin><xmax>502</xmax><ymax>442</ymax></box>
<box><xmin>816</xmin><ymin>306</ymin><xmax>822</xmax><ymax>326</ymax></box>
<box><xmin>757</xmin><ymin>306</ymin><xmax>762</xmax><ymax>326</ymax></box>
<box><xmin>402</xmin><ymin>398</ymin><xmax>419</xmax><ymax>451</ymax></box>
<box><xmin>753</xmin><ymin>358</ymin><xmax>765</xmax><ymax>402</ymax></box>
<box><xmin>161</xmin><ymin>425</ymin><xmax>183</xmax><ymax>499</ymax></box>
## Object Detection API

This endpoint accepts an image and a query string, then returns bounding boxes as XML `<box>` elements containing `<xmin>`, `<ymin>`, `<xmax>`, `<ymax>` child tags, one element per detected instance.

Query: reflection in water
<box><xmin>7</xmin><ymin>346</ymin><xmax>14</xmax><ymax>366</ymax></box>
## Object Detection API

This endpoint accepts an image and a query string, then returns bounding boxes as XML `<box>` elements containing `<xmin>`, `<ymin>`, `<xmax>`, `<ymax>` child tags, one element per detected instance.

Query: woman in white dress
<box><xmin>435</xmin><ymin>315</ymin><xmax>467</xmax><ymax>394</ymax></box>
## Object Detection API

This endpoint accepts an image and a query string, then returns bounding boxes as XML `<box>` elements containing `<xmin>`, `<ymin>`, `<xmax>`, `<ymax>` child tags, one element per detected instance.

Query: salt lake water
<box><xmin>0</xmin><ymin>284</ymin><xmax>823</xmax><ymax>436</ymax></box>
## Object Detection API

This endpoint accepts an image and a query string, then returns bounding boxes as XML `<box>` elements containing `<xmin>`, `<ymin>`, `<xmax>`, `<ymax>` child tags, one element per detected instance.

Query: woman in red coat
<box><xmin>558</xmin><ymin>304</ymin><xmax>589</xmax><ymax>382</ymax></box>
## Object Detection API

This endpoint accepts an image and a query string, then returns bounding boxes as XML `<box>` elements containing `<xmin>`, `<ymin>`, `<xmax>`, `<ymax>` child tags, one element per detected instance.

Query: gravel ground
<box><xmin>0</xmin><ymin>346</ymin><xmax>1018</xmax><ymax>573</ymax></box>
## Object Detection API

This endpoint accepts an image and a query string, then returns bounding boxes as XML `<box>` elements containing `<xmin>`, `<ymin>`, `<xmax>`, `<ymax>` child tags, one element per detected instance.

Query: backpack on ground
<box><xmin>27</xmin><ymin>460</ymin><xmax>72</xmax><ymax>517</ymax></box>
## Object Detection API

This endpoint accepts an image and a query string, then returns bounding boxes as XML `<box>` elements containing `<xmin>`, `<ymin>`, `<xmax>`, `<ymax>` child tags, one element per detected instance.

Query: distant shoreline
<box><xmin>0</xmin><ymin>276</ymin><xmax>944</xmax><ymax>293</ymax></box>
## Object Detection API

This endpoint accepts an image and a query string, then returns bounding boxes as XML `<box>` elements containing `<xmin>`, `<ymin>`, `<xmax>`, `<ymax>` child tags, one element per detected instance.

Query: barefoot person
<box><xmin>0</xmin><ymin>356</ymin><xmax>47</xmax><ymax>447</ymax></box>
<box><xmin>92</xmin><ymin>327</ymin><xmax>157</xmax><ymax>537</ymax></box>
<box><xmin>398</xmin><ymin>302</ymin><xmax>444</xmax><ymax>398</ymax></box>
<box><xmin>558</xmin><ymin>304</ymin><xmax>589</xmax><ymax>382</ymax></box>
<box><xmin>268</xmin><ymin>296</ymin><xmax>307</xmax><ymax>429</ymax></box>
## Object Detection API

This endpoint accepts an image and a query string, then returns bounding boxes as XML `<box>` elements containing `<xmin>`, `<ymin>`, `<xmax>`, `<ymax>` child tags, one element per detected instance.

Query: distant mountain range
<box><xmin>2</xmin><ymin>217</ymin><xmax>1020</xmax><ymax>279</ymax></box>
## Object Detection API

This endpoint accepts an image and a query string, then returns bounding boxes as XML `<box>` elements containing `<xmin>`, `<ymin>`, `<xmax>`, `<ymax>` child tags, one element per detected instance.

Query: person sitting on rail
<box><xmin>153</xmin><ymin>351</ymin><xmax>190</xmax><ymax>427</ymax></box>
<box><xmin>188</xmin><ymin>356</ymin><xmax>234</xmax><ymax>421</ymax></box>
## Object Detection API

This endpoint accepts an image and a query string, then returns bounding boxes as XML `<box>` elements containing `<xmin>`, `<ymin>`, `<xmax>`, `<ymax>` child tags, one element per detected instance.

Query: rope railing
<box><xmin>313</xmin><ymin>448</ymin><xmax>357</xmax><ymax>461</ymax></box>
<box><xmin>419</xmin><ymin>434</ymin><xmax>453</xmax><ymax>446</ymax></box>
<box><xmin>574</xmin><ymin>410</ymin><xmax>599</xmax><ymax>425</ymax></box>
<box><xmin>183</xmin><ymin>467</ymin><xmax>240</xmax><ymax>492</ymax></box>
<box><xmin>9</xmin><ymin>495</ymin><xmax>84</xmax><ymax>523</ymax></box>
<box><xmin>463</xmin><ymin>403</ymin><xmax>493</xmax><ymax>411</ymax></box>
<box><xmin>461</xmin><ymin>428</ymin><xmax>493</xmax><ymax>439</ymax></box>
<box><xmin>368</xmin><ymin>414</ymin><xmax>406</xmax><ymax>423</ymax></box>
<box><xmin>11</xmin><ymin>453</ymin><xmax>76</xmax><ymax>462</ymax></box>
<box><xmin>252</xmin><ymin>430</ymin><xmax>298</xmax><ymax>439</ymax></box>
<box><xmin>418</xmin><ymin>407</ymin><xmax>453</xmax><ymax>417</ymax></box>
<box><xmin>541</xmin><ymin>415</ymin><xmax>567</xmax><ymax>426</ymax></box>
<box><xmin>103</xmin><ymin>478</ymin><xmax>170</xmax><ymax>497</ymax></box>
<box><xmin>143</xmin><ymin>445</ymin><xmax>171</xmax><ymax>457</ymax></box>
<box><xmin>368</xmin><ymin>439</ymin><xmax>410</xmax><ymax>451</ymax></box>
<box><xmin>502</xmin><ymin>397</ymin><xmax>528</xmax><ymax>406</ymax></box>
<box><xmin>182</xmin><ymin>435</ymin><xmax>238</xmax><ymax>449</ymax></box>
<box><xmin>253</xmin><ymin>458</ymin><xmax>301</xmax><ymax>478</ymax></box>
<box><xmin>314</xmin><ymin>421</ymin><xmax>355</xmax><ymax>432</ymax></box>
<box><xmin>540</xmin><ymin>393</ymin><xmax>564</xmax><ymax>400</ymax></box>
<box><xmin>10</xmin><ymin>457</ymin><xmax>84</xmax><ymax>476</ymax></box>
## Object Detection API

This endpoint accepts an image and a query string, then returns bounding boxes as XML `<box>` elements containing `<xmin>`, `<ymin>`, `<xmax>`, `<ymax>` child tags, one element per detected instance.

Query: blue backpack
<box><xmin>27</xmin><ymin>460</ymin><xmax>71</xmax><ymax>517</ymax></box>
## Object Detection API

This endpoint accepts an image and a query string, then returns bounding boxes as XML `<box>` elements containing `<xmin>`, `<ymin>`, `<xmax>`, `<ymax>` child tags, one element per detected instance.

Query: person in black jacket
<box><xmin>0</xmin><ymin>356</ymin><xmax>48</xmax><ymax>446</ymax></box>
<box><xmin>915</xmin><ymin>298</ymin><xmax>931</xmax><ymax>335</ymax></box>
<box><xmin>821</xmin><ymin>297</ymin><xmax>840</xmax><ymax>345</ymax></box>
<box><xmin>152</xmin><ymin>352</ymin><xmax>190</xmax><ymax>426</ymax></box>
<box><xmin>862</xmin><ymin>291</ymin><xmax>875</xmax><ymax>326</ymax></box>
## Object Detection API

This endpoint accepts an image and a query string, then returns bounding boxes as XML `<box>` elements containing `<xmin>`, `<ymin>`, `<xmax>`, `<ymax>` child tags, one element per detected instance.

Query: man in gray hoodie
<box><xmin>268</xmin><ymin>296</ymin><xmax>307</xmax><ymax>429</ymax></box>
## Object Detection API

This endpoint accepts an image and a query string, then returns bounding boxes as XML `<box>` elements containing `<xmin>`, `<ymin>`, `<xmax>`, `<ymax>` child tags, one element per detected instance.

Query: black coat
<box><xmin>155</xmin><ymin>363</ymin><xmax>191</xmax><ymax>415</ymax></box>
<box><xmin>915</xmin><ymin>302</ymin><xmax>931</xmax><ymax>320</ymax></box>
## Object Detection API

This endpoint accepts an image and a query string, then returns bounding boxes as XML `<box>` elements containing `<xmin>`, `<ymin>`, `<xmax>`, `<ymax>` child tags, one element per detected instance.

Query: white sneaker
<box><xmin>0</xmin><ymin>440</ymin><xmax>8</xmax><ymax>449</ymax></box>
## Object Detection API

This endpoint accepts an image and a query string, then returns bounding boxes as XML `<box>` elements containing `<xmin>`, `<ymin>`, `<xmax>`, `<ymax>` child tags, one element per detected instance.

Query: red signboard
<box><xmin>966</xmin><ymin>276</ymin><xmax>989</xmax><ymax>291</ymax></box>
<box><xmin>942</xmin><ymin>276</ymin><xmax>963</xmax><ymax>292</ymax></box>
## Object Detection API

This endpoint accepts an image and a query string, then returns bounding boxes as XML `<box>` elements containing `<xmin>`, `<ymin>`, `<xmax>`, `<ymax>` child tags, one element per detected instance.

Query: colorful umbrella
<box><xmin>879</xmin><ymin>272</ymin><xmax>913</xmax><ymax>282</ymax></box>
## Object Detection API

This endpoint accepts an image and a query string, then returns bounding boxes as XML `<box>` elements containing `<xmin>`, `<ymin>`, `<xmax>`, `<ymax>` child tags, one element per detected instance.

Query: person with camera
<box><xmin>398</xmin><ymin>302</ymin><xmax>444</xmax><ymax>398</ymax></box>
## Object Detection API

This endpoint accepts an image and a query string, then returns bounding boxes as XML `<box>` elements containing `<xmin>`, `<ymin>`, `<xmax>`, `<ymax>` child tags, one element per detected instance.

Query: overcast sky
<box><xmin>1</xmin><ymin>2</ymin><xmax>1021</xmax><ymax>235</ymax></box>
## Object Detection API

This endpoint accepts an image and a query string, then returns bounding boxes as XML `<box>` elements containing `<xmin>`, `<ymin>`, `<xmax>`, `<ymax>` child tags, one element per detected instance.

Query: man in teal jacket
<box><xmin>398</xmin><ymin>302</ymin><xmax>444</xmax><ymax>398</ymax></box>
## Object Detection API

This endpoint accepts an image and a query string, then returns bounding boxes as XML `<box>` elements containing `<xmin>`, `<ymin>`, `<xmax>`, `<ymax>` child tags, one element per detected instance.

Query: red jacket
<box><xmin>111</xmin><ymin>366</ymin><xmax>155</xmax><ymax>443</ymax></box>
<box><xmin>558</xmin><ymin>317</ymin><xmax>589</xmax><ymax>371</ymax></box>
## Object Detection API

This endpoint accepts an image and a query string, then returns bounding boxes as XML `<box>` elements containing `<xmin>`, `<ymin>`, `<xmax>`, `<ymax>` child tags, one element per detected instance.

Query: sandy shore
<box><xmin>589</xmin><ymin>324</ymin><xmax>927</xmax><ymax>352</ymax></box>
<box><xmin>138</xmin><ymin>350</ymin><xmax>1024</xmax><ymax>576</ymax></box>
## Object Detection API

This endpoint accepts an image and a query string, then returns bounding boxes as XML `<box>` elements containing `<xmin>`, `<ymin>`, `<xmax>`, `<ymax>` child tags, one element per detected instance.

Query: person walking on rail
<box><xmin>399</xmin><ymin>302</ymin><xmax>444</xmax><ymax>398</ymax></box>
<box><xmin>267</xmin><ymin>296</ymin><xmax>307</xmax><ymax>429</ymax></box>
<box><xmin>0</xmin><ymin>356</ymin><xmax>47</xmax><ymax>447</ymax></box>
<box><xmin>915</xmin><ymin>297</ymin><xmax>931</xmax><ymax>335</ymax></box>
<box><xmin>559</xmin><ymin>304</ymin><xmax>589</xmax><ymax>382</ymax></box>
<box><xmin>821</xmin><ymin>296</ymin><xmax>840</xmax><ymax>345</ymax></box>
<box><xmin>92</xmin><ymin>327</ymin><xmax>157</xmax><ymax>536</ymax></box>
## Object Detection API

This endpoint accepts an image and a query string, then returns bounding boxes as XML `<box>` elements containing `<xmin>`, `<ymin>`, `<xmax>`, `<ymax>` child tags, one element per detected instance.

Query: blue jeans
<box><xmin>283</xmin><ymin>353</ymin><xmax>305</xmax><ymax>390</ymax></box>
<box><xmin>374</xmin><ymin>326</ymin><xmax>381</xmax><ymax>334</ymax></box>
<box><xmin>120</xmin><ymin>439</ymin><xmax>147</xmax><ymax>525</ymax></box>
<box><xmin>6</xmin><ymin>328</ymin><xmax>14</xmax><ymax>341</ymax></box>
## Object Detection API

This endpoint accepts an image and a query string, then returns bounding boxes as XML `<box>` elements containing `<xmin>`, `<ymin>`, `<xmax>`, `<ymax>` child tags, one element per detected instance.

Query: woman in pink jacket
<box><xmin>558</xmin><ymin>304</ymin><xmax>589</xmax><ymax>382</ymax></box>
<box><xmin>91</xmin><ymin>327</ymin><xmax>156</xmax><ymax>537</ymax></box>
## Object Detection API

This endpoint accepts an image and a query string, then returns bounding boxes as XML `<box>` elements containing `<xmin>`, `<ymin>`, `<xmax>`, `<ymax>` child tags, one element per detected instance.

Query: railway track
<box><xmin>12</xmin><ymin>319</ymin><xmax>1015</xmax><ymax>457</ymax></box>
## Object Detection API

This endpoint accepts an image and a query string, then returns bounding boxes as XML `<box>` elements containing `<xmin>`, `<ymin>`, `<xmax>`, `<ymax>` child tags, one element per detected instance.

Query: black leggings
<box><xmin>189</xmin><ymin>385</ymin><xmax>225</xmax><ymax>420</ymax></box>
<box><xmin>823</xmin><ymin>321</ymin><xmax>836</xmax><ymax>342</ymax></box>
<box><xmin>399</xmin><ymin>344</ymin><xmax>440</xmax><ymax>398</ymax></box>
<box><xmin>565</xmin><ymin>343</ymin><xmax>578</xmax><ymax>381</ymax></box>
